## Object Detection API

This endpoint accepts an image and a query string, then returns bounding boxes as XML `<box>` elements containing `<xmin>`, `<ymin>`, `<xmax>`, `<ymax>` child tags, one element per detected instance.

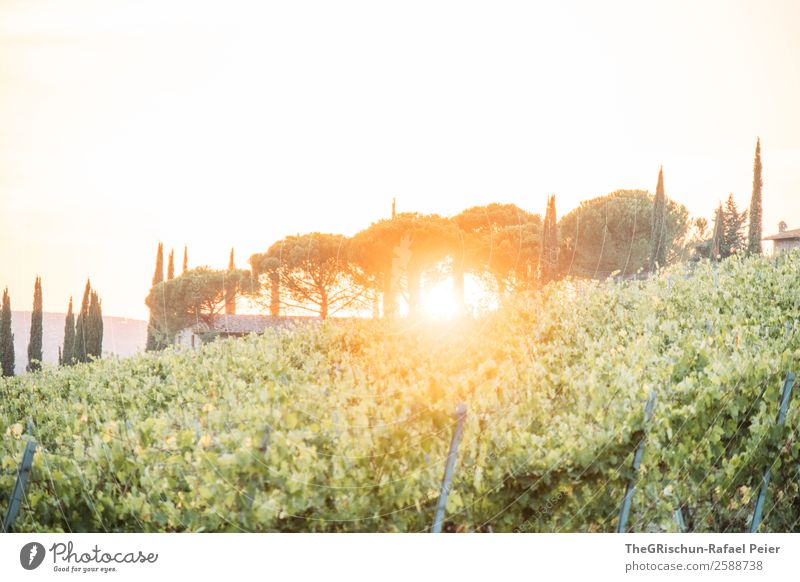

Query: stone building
<box><xmin>763</xmin><ymin>222</ymin><xmax>800</xmax><ymax>253</ymax></box>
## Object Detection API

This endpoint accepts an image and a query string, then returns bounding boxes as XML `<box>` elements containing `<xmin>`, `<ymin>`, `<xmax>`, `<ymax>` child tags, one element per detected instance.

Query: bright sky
<box><xmin>1</xmin><ymin>0</ymin><xmax>799</xmax><ymax>319</ymax></box>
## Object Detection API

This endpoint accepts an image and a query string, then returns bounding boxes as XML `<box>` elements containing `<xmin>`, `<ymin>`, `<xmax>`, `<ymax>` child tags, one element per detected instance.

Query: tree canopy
<box><xmin>146</xmin><ymin>266</ymin><xmax>254</xmax><ymax>344</ymax></box>
<box><xmin>252</xmin><ymin>233</ymin><xmax>364</xmax><ymax>319</ymax></box>
<box><xmin>557</xmin><ymin>190</ymin><xmax>689</xmax><ymax>279</ymax></box>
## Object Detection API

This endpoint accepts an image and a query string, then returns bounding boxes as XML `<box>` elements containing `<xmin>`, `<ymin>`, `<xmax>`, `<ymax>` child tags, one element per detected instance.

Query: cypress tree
<box><xmin>539</xmin><ymin>194</ymin><xmax>559</xmax><ymax>285</ymax></box>
<box><xmin>182</xmin><ymin>245</ymin><xmax>188</xmax><ymax>274</ymax></box>
<box><xmin>167</xmin><ymin>249</ymin><xmax>175</xmax><ymax>280</ymax></box>
<box><xmin>747</xmin><ymin>137</ymin><xmax>763</xmax><ymax>255</ymax></box>
<box><xmin>27</xmin><ymin>277</ymin><xmax>43</xmax><ymax>372</ymax></box>
<box><xmin>62</xmin><ymin>297</ymin><xmax>75</xmax><ymax>366</ymax></box>
<box><xmin>146</xmin><ymin>242</ymin><xmax>165</xmax><ymax>351</ymax></box>
<box><xmin>152</xmin><ymin>242</ymin><xmax>164</xmax><ymax>287</ymax></box>
<box><xmin>711</xmin><ymin>203</ymin><xmax>725</xmax><ymax>261</ymax></box>
<box><xmin>225</xmin><ymin>248</ymin><xmax>237</xmax><ymax>315</ymax></box>
<box><xmin>87</xmin><ymin>290</ymin><xmax>103</xmax><ymax>359</ymax></box>
<box><xmin>0</xmin><ymin>288</ymin><xmax>14</xmax><ymax>376</ymax></box>
<box><xmin>649</xmin><ymin>166</ymin><xmax>668</xmax><ymax>269</ymax></box>
<box><xmin>73</xmin><ymin>280</ymin><xmax>91</xmax><ymax>363</ymax></box>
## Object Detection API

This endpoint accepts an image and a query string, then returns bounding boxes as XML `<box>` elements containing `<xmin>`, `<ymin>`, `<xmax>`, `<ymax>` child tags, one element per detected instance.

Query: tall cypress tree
<box><xmin>711</xmin><ymin>203</ymin><xmax>725</xmax><ymax>261</ymax></box>
<box><xmin>539</xmin><ymin>194</ymin><xmax>559</xmax><ymax>285</ymax></box>
<box><xmin>649</xmin><ymin>166</ymin><xmax>668</xmax><ymax>269</ymax></box>
<box><xmin>146</xmin><ymin>242</ymin><xmax>165</xmax><ymax>351</ymax></box>
<box><xmin>225</xmin><ymin>248</ymin><xmax>237</xmax><ymax>315</ymax></box>
<box><xmin>27</xmin><ymin>277</ymin><xmax>43</xmax><ymax>372</ymax></box>
<box><xmin>747</xmin><ymin>137</ymin><xmax>763</xmax><ymax>255</ymax></box>
<box><xmin>153</xmin><ymin>242</ymin><xmax>164</xmax><ymax>286</ymax></box>
<box><xmin>87</xmin><ymin>290</ymin><xmax>103</xmax><ymax>359</ymax></box>
<box><xmin>73</xmin><ymin>280</ymin><xmax>91</xmax><ymax>363</ymax></box>
<box><xmin>62</xmin><ymin>297</ymin><xmax>75</xmax><ymax>366</ymax></box>
<box><xmin>167</xmin><ymin>249</ymin><xmax>175</xmax><ymax>280</ymax></box>
<box><xmin>0</xmin><ymin>288</ymin><xmax>14</xmax><ymax>376</ymax></box>
<box><xmin>182</xmin><ymin>245</ymin><xmax>188</xmax><ymax>274</ymax></box>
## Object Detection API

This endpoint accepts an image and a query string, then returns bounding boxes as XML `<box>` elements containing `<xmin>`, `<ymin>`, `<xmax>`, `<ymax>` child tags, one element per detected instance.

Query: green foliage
<box><xmin>145</xmin><ymin>267</ymin><xmax>255</xmax><ymax>344</ymax></box>
<box><xmin>88</xmin><ymin>290</ymin><xmax>103</xmax><ymax>359</ymax></box>
<box><xmin>73</xmin><ymin>281</ymin><xmax>102</xmax><ymax>363</ymax></box>
<box><xmin>0</xmin><ymin>288</ymin><xmax>14</xmax><ymax>377</ymax></box>
<box><xmin>650</xmin><ymin>167</ymin><xmax>668</xmax><ymax>269</ymax></box>
<box><xmin>710</xmin><ymin>204</ymin><xmax>725</xmax><ymax>260</ymax></box>
<box><xmin>152</xmin><ymin>242</ymin><xmax>164</xmax><ymax>287</ymax></box>
<box><xmin>27</xmin><ymin>277</ymin><xmax>43</xmax><ymax>372</ymax></box>
<box><xmin>5</xmin><ymin>253</ymin><xmax>800</xmax><ymax>532</ymax></box>
<box><xmin>748</xmin><ymin>137</ymin><xmax>763</xmax><ymax>255</ymax></box>
<box><xmin>539</xmin><ymin>195</ymin><xmax>558</xmax><ymax>284</ymax></box>
<box><xmin>147</xmin><ymin>243</ymin><xmax>166</xmax><ymax>351</ymax></box>
<box><xmin>453</xmin><ymin>204</ymin><xmax>542</xmax><ymax>295</ymax></box>
<box><xmin>721</xmin><ymin>194</ymin><xmax>748</xmax><ymax>259</ymax></box>
<box><xmin>558</xmin><ymin>190</ymin><xmax>689</xmax><ymax>278</ymax></box>
<box><xmin>61</xmin><ymin>297</ymin><xmax>75</xmax><ymax>366</ymax></box>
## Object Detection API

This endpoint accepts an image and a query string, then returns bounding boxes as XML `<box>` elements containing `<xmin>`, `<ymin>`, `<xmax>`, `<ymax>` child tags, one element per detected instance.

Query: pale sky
<box><xmin>1</xmin><ymin>0</ymin><xmax>799</xmax><ymax>319</ymax></box>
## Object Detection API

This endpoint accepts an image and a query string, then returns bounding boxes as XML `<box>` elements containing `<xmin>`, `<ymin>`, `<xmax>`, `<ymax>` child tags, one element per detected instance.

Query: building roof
<box><xmin>180</xmin><ymin>314</ymin><xmax>322</xmax><ymax>335</ymax></box>
<box><xmin>763</xmin><ymin>228</ymin><xmax>800</xmax><ymax>241</ymax></box>
<box><xmin>211</xmin><ymin>314</ymin><xmax>321</xmax><ymax>334</ymax></box>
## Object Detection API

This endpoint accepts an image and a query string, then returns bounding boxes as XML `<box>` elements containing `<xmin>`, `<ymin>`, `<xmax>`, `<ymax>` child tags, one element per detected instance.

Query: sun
<box><xmin>422</xmin><ymin>277</ymin><xmax>458</xmax><ymax>319</ymax></box>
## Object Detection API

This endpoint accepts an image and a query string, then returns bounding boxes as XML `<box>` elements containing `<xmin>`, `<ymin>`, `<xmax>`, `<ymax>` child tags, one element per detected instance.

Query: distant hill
<box><xmin>9</xmin><ymin>311</ymin><xmax>147</xmax><ymax>373</ymax></box>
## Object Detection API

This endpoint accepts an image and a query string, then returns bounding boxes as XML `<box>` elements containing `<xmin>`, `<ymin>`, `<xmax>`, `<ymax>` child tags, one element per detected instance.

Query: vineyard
<box><xmin>2</xmin><ymin>253</ymin><xmax>800</xmax><ymax>532</ymax></box>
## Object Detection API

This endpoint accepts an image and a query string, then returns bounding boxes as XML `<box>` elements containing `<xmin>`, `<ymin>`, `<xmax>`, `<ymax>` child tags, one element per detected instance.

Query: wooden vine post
<box><xmin>432</xmin><ymin>403</ymin><xmax>467</xmax><ymax>533</ymax></box>
<box><xmin>749</xmin><ymin>371</ymin><xmax>796</xmax><ymax>533</ymax></box>
<box><xmin>2</xmin><ymin>437</ymin><xmax>37</xmax><ymax>533</ymax></box>
<box><xmin>616</xmin><ymin>391</ymin><xmax>657</xmax><ymax>533</ymax></box>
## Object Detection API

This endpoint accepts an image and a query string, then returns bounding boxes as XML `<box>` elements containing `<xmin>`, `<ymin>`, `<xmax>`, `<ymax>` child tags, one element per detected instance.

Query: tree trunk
<box><xmin>320</xmin><ymin>291</ymin><xmax>328</xmax><ymax>319</ymax></box>
<box><xmin>453</xmin><ymin>264</ymin><xmax>465</xmax><ymax>314</ymax></box>
<box><xmin>382</xmin><ymin>270</ymin><xmax>395</xmax><ymax>319</ymax></box>
<box><xmin>269</xmin><ymin>272</ymin><xmax>280</xmax><ymax>317</ymax></box>
<box><xmin>372</xmin><ymin>289</ymin><xmax>380</xmax><ymax>319</ymax></box>
<box><xmin>407</xmin><ymin>267</ymin><xmax>421</xmax><ymax>317</ymax></box>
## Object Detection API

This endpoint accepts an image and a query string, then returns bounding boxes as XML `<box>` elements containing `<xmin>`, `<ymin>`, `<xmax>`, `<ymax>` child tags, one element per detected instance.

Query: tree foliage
<box><xmin>61</xmin><ymin>297</ymin><xmax>75</xmax><ymax>366</ymax></box>
<box><xmin>252</xmin><ymin>234</ymin><xmax>365</xmax><ymax>319</ymax></box>
<box><xmin>649</xmin><ymin>167</ymin><xmax>668</xmax><ymax>269</ymax></box>
<box><xmin>0</xmin><ymin>288</ymin><xmax>14</xmax><ymax>377</ymax></box>
<box><xmin>539</xmin><ymin>195</ymin><xmax>559</xmax><ymax>284</ymax></box>
<box><xmin>73</xmin><ymin>280</ymin><xmax>102</xmax><ymax>363</ymax></box>
<box><xmin>748</xmin><ymin>137</ymin><xmax>763</xmax><ymax>255</ymax></box>
<box><xmin>558</xmin><ymin>190</ymin><xmax>689</xmax><ymax>279</ymax></box>
<box><xmin>146</xmin><ymin>242</ymin><xmax>166</xmax><ymax>351</ymax></box>
<box><xmin>146</xmin><ymin>267</ymin><xmax>255</xmax><ymax>344</ymax></box>
<box><xmin>350</xmin><ymin>214</ymin><xmax>460</xmax><ymax>317</ymax></box>
<box><xmin>721</xmin><ymin>194</ymin><xmax>748</xmax><ymax>258</ymax></box>
<box><xmin>453</xmin><ymin>203</ymin><xmax>541</xmax><ymax>296</ymax></box>
<box><xmin>27</xmin><ymin>277</ymin><xmax>43</xmax><ymax>372</ymax></box>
